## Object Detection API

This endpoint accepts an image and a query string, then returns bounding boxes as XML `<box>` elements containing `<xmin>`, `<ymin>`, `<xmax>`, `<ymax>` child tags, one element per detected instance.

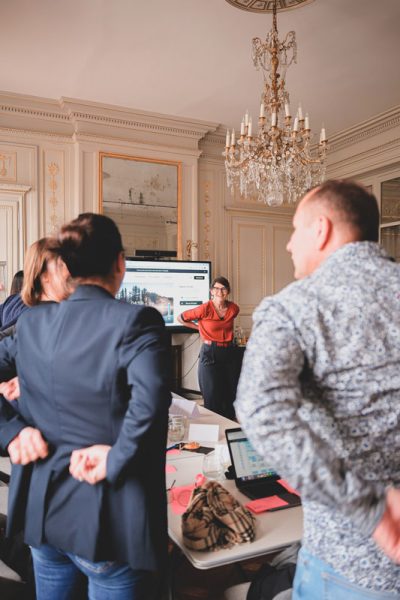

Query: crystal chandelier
<box><xmin>223</xmin><ymin>0</ymin><xmax>328</xmax><ymax>206</ymax></box>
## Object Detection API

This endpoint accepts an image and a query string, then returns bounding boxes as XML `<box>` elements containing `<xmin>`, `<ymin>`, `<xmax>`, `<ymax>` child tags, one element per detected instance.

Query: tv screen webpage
<box><xmin>117</xmin><ymin>259</ymin><xmax>211</xmax><ymax>331</ymax></box>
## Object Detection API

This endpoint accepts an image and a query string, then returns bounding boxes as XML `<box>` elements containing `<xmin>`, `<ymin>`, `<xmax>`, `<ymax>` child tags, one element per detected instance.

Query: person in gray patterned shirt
<box><xmin>235</xmin><ymin>180</ymin><xmax>400</xmax><ymax>599</ymax></box>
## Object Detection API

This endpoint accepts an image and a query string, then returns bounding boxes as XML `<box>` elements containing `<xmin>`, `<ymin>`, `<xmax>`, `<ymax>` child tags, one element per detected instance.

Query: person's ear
<box><xmin>116</xmin><ymin>252</ymin><xmax>126</xmax><ymax>276</ymax></box>
<box><xmin>315</xmin><ymin>215</ymin><xmax>332</xmax><ymax>250</ymax></box>
<box><xmin>40</xmin><ymin>269</ymin><xmax>50</xmax><ymax>286</ymax></box>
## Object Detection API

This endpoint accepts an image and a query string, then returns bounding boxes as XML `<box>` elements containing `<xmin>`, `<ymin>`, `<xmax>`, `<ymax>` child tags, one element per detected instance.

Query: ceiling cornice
<box><xmin>328</xmin><ymin>105</ymin><xmax>400</xmax><ymax>153</ymax></box>
<box><xmin>1</xmin><ymin>91</ymin><xmax>399</xmax><ymax>169</ymax></box>
<box><xmin>0</xmin><ymin>92</ymin><xmax>219</xmax><ymax>150</ymax></box>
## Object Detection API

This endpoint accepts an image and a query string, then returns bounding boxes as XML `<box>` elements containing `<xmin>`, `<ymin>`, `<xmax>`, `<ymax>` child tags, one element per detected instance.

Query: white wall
<box><xmin>1</xmin><ymin>92</ymin><xmax>400</xmax><ymax>389</ymax></box>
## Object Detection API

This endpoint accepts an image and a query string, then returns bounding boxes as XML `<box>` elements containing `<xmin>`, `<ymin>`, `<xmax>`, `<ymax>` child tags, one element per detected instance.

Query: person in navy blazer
<box><xmin>0</xmin><ymin>213</ymin><xmax>171</xmax><ymax>600</ymax></box>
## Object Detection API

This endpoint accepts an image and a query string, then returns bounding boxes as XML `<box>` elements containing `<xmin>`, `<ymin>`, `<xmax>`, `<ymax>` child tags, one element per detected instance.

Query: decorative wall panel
<box><xmin>272</xmin><ymin>225</ymin><xmax>294</xmax><ymax>293</ymax></box>
<box><xmin>202</xmin><ymin>180</ymin><xmax>212</xmax><ymax>261</ymax></box>
<box><xmin>44</xmin><ymin>150</ymin><xmax>65</xmax><ymax>233</ymax></box>
<box><xmin>0</xmin><ymin>151</ymin><xmax>16</xmax><ymax>182</ymax></box>
<box><xmin>232</xmin><ymin>220</ymin><xmax>267</xmax><ymax>312</ymax></box>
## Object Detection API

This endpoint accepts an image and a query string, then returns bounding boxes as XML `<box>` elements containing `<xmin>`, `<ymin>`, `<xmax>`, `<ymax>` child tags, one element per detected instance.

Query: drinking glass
<box><xmin>214</xmin><ymin>442</ymin><xmax>230</xmax><ymax>472</ymax></box>
<box><xmin>202</xmin><ymin>450</ymin><xmax>224</xmax><ymax>481</ymax></box>
<box><xmin>168</xmin><ymin>415</ymin><xmax>186</xmax><ymax>442</ymax></box>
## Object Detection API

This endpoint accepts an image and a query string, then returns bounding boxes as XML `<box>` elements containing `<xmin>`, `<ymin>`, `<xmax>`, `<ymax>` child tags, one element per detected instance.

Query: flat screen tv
<box><xmin>117</xmin><ymin>258</ymin><xmax>212</xmax><ymax>332</ymax></box>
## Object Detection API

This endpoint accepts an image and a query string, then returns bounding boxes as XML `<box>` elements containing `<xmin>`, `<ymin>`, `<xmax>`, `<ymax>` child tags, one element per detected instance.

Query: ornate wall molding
<box><xmin>0</xmin><ymin>92</ymin><xmax>218</xmax><ymax>148</ymax></box>
<box><xmin>224</xmin><ymin>204</ymin><xmax>293</xmax><ymax>217</ymax></box>
<box><xmin>0</xmin><ymin>151</ymin><xmax>16</xmax><ymax>182</ymax></box>
<box><xmin>69</xmin><ymin>110</ymin><xmax>214</xmax><ymax>139</ymax></box>
<box><xmin>0</xmin><ymin>103</ymin><xmax>69</xmax><ymax>123</ymax></box>
<box><xmin>199</xmin><ymin>127</ymin><xmax>226</xmax><ymax>162</ymax></box>
<box><xmin>327</xmin><ymin>137</ymin><xmax>400</xmax><ymax>180</ymax></box>
<box><xmin>328</xmin><ymin>106</ymin><xmax>400</xmax><ymax>154</ymax></box>
<box><xmin>0</xmin><ymin>182</ymin><xmax>31</xmax><ymax>194</ymax></box>
<box><xmin>0</xmin><ymin>127</ymin><xmax>73</xmax><ymax>143</ymax></box>
<box><xmin>44</xmin><ymin>150</ymin><xmax>65</xmax><ymax>233</ymax></box>
<box><xmin>202</xmin><ymin>181</ymin><xmax>212</xmax><ymax>260</ymax></box>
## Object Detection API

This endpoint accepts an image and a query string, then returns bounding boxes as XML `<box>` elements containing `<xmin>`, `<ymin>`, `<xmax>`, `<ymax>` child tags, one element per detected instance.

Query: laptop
<box><xmin>225</xmin><ymin>427</ymin><xmax>301</xmax><ymax>510</ymax></box>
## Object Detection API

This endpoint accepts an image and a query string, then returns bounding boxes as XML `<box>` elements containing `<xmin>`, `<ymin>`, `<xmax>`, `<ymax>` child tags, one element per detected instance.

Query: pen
<box><xmin>166</xmin><ymin>443</ymin><xmax>179</xmax><ymax>451</ymax></box>
<box><xmin>167</xmin><ymin>479</ymin><xmax>176</xmax><ymax>492</ymax></box>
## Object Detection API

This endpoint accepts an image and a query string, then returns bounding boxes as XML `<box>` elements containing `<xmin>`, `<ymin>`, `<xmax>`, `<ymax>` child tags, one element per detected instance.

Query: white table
<box><xmin>166</xmin><ymin>406</ymin><xmax>303</xmax><ymax>570</ymax></box>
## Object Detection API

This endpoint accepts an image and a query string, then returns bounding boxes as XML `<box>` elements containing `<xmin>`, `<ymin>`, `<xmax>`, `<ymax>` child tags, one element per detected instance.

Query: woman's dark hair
<box><xmin>10</xmin><ymin>271</ymin><xmax>24</xmax><ymax>295</ymax></box>
<box><xmin>58</xmin><ymin>213</ymin><xmax>124</xmax><ymax>278</ymax></box>
<box><xmin>211</xmin><ymin>276</ymin><xmax>231</xmax><ymax>294</ymax></box>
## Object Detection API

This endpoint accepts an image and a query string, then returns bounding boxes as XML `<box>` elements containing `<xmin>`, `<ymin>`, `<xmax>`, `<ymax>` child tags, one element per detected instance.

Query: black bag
<box><xmin>246</xmin><ymin>562</ymin><xmax>295</xmax><ymax>600</ymax></box>
<box><xmin>246</xmin><ymin>542</ymin><xmax>300</xmax><ymax>600</ymax></box>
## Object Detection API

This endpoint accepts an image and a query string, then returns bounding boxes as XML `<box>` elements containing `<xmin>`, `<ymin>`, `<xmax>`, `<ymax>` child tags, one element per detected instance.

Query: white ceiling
<box><xmin>1</xmin><ymin>0</ymin><xmax>400</xmax><ymax>137</ymax></box>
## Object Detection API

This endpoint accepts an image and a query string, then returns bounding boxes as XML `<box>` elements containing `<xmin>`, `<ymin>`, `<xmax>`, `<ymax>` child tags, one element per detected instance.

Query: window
<box><xmin>380</xmin><ymin>177</ymin><xmax>400</xmax><ymax>262</ymax></box>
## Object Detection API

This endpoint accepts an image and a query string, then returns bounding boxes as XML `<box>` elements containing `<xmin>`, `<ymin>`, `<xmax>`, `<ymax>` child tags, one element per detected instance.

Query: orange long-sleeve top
<box><xmin>180</xmin><ymin>300</ymin><xmax>239</xmax><ymax>343</ymax></box>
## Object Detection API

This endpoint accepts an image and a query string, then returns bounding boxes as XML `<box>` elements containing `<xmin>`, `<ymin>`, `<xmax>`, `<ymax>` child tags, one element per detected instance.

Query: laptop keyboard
<box><xmin>241</xmin><ymin>480</ymin><xmax>284</xmax><ymax>500</ymax></box>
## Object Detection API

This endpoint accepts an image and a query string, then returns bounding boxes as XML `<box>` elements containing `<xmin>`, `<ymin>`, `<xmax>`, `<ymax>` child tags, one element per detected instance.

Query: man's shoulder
<box><xmin>255</xmin><ymin>277</ymin><xmax>314</xmax><ymax>321</ymax></box>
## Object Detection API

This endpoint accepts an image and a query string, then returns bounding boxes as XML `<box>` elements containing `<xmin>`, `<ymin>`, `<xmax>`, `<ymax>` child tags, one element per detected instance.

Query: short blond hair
<box><xmin>306</xmin><ymin>180</ymin><xmax>379</xmax><ymax>242</ymax></box>
<box><xmin>21</xmin><ymin>237</ymin><xmax>60</xmax><ymax>306</ymax></box>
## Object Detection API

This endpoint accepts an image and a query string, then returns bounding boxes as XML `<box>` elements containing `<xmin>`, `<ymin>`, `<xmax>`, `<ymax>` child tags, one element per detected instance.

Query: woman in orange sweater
<box><xmin>177</xmin><ymin>276</ymin><xmax>240</xmax><ymax>419</ymax></box>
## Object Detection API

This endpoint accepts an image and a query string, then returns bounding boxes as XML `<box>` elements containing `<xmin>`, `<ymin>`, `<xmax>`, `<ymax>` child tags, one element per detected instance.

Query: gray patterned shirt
<box><xmin>235</xmin><ymin>242</ymin><xmax>400</xmax><ymax>592</ymax></box>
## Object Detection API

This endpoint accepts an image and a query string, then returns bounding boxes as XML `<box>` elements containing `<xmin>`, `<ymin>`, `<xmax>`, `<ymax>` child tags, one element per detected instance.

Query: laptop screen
<box><xmin>226</xmin><ymin>428</ymin><xmax>279</xmax><ymax>483</ymax></box>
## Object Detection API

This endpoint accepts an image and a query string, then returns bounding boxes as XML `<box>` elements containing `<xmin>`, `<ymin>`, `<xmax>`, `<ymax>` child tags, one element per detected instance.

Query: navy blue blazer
<box><xmin>0</xmin><ymin>293</ymin><xmax>28</xmax><ymax>331</ymax></box>
<box><xmin>0</xmin><ymin>285</ymin><xmax>171</xmax><ymax>572</ymax></box>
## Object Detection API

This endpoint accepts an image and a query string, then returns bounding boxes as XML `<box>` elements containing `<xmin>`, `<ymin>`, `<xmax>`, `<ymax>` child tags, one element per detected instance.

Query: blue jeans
<box><xmin>293</xmin><ymin>547</ymin><xmax>400</xmax><ymax>600</ymax></box>
<box><xmin>31</xmin><ymin>544</ymin><xmax>157</xmax><ymax>600</ymax></box>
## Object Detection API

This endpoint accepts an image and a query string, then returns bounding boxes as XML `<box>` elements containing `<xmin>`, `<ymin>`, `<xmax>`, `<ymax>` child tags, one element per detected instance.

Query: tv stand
<box><xmin>170</xmin><ymin>343</ymin><xmax>182</xmax><ymax>393</ymax></box>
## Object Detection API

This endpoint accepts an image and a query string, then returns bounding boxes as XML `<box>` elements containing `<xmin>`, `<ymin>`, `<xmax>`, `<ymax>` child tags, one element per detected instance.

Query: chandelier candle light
<box><xmin>224</xmin><ymin>0</ymin><xmax>328</xmax><ymax>206</ymax></box>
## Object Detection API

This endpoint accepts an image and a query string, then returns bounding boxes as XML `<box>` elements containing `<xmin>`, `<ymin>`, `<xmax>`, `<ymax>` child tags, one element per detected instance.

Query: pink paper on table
<box><xmin>245</xmin><ymin>495</ymin><xmax>288</xmax><ymax>514</ymax></box>
<box><xmin>169</xmin><ymin>485</ymin><xmax>195</xmax><ymax>515</ymax></box>
<box><xmin>278</xmin><ymin>479</ymin><xmax>300</xmax><ymax>497</ymax></box>
<box><xmin>166</xmin><ymin>464</ymin><xmax>177</xmax><ymax>473</ymax></box>
<box><xmin>166</xmin><ymin>449</ymin><xmax>181</xmax><ymax>456</ymax></box>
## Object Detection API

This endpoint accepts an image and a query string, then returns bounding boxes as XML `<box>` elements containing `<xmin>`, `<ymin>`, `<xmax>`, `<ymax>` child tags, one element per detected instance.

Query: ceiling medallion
<box><xmin>223</xmin><ymin>0</ymin><xmax>327</xmax><ymax>206</ymax></box>
<box><xmin>224</xmin><ymin>0</ymin><xmax>314</xmax><ymax>13</ymax></box>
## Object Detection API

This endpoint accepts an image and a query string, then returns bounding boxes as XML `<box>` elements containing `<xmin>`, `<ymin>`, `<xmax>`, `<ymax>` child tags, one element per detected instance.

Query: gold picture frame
<box><xmin>99</xmin><ymin>152</ymin><xmax>182</xmax><ymax>258</ymax></box>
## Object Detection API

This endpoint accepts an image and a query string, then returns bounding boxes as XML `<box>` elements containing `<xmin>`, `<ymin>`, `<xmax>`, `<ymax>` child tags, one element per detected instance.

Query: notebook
<box><xmin>225</xmin><ymin>427</ymin><xmax>301</xmax><ymax>510</ymax></box>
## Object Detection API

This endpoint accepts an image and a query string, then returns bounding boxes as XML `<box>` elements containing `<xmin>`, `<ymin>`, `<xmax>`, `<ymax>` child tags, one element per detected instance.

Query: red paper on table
<box><xmin>166</xmin><ymin>464</ymin><xmax>177</xmax><ymax>473</ymax></box>
<box><xmin>245</xmin><ymin>495</ymin><xmax>288</xmax><ymax>514</ymax></box>
<box><xmin>169</xmin><ymin>485</ymin><xmax>195</xmax><ymax>515</ymax></box>
<box><xmin>278</xmin><ymin>479</ymin><xmax>300</xmax><ymax>497</ymax></box>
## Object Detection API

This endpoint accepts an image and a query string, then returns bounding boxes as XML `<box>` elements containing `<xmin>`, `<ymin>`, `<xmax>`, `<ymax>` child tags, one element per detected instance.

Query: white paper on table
<box><xmin>169</xmin><ymin>396</ymin><xmax>200</xmax><ymax>419</ymax></box>
<box><xmin>188</xmin><ymin>423</ymin><xmax>219</xmax><ymax>443</ymax></box>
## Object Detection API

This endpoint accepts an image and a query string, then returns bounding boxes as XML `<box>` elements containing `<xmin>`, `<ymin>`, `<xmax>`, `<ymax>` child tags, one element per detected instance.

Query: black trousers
<box><xmin>198</xmin><ymin>344</ymin><xmax>241</xmax><ymax>420</ymax></box>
